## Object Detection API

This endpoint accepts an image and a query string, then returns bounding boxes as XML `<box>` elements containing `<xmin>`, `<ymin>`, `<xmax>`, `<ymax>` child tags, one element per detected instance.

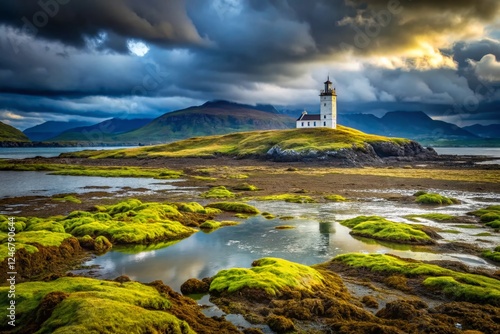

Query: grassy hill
<box><xmin>0</xmin><ymin>121</ymin><xmax>30</xmax><ymax>142</ymax></box>
<box><xmin>63</xmin><ymin>126</ymin><xmax>410</xmax><ymax>159</ymax></box>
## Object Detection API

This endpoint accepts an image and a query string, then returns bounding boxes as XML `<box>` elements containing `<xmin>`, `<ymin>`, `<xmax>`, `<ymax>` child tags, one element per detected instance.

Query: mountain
<box><xmin>23</xmin><ymin>121</ymin><xmax>93</xmax><ymax>141</ymax></box>
<box><xmin>462</xmin><ymin>124</ymin><xmax>500</xmax><ymax>138</ymax></box>
<box><xmin>49</xmin><ymin>118</ymin><xmax>153</xmax><ymax>142</ymax></box>
<box><xmin>115</xmin><ymin>100</ymin><xmax>295</xmax><ymax>144</ymax></box>
<box><xmin>0</xmin><ymin>121</ymin><xmax>30</xmax><ymax>142</ymax></box>
<box><xmin>340</xmin><ymin>111</ymin><xmax>477</xmax><ymax>141</ymax></box>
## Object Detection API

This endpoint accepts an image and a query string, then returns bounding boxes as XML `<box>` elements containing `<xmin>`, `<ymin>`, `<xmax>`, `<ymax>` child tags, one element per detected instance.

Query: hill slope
<box><xmin>23</xmin><ymin>121</ymin><xmax>94</xmax><ymax>141</ymax></box>
<box><xmin>49</xmin><ymin>118</ymin><xmax>153</xmax><ymax>142</ymax></box>
<box><xmin>116</xmin><ymin>100</ymin><xmax>295</xmax><ymax>144</ymax></box>
<box><xmin>63</xmin><ymin>126</ymin><xmax>437</xmax><ymax>165</ymax></box>
<box><xmin>0</xmin><ymin>121</ymin><xmax>30</xmax><ymax>142</ymax></box>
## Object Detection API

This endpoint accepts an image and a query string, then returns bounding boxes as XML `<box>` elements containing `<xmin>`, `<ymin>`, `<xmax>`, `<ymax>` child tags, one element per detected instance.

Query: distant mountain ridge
<box><xmin>341</xmin><ymin>111</ymin><xmax>477</xmax><ymax>141</ymax></box>
<box><xmin>49</xmin><ymin>118</ymin><xmax>153</xmax><ymax>142</ymax></box>
<box><xmin>463</xmin><ymin>124</ymin><xmax>500</xmax><ymax>138</ymax></box>
<box><xmin>23</xmin><ymin>120</ymin><xmax>93</xmax><ymax>141</ymax></box>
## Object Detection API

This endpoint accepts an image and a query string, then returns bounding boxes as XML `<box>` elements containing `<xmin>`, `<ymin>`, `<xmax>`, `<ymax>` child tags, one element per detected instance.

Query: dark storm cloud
<box><xmin>0</xmin><ymin>0</ymin><xmax>204</xmax><ymax>52</ymax></box>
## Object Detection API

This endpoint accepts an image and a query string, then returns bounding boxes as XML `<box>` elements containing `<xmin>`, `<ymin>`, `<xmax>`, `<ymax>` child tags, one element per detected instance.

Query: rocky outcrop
<box><xmin>265</xmin><ymin>141</ymin><xmax>437</xmax><ymax>165</ymax></box>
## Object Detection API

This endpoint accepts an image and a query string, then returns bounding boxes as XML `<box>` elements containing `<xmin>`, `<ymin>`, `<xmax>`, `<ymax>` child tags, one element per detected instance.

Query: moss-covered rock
<box><xmin>200</xmin><ymin>186</ymin><xmax>236</xmax><ymax>199</ymax></box>
<box><xmin>206</xmin><ymin>202</ymin><xmax>260</xmax><ymax>214</ymax></box>
<box><xmin>233</xmin><ymin>183</ymin><xmax>259</xmax><ymax>191</ymax></box>
<box><xmin>469</xmin><ymin>205</ymin><xmax>500</xmax><ymax>229</ymax></box>
<box><xmin>415</xmin><ymin>193</ymin><xmax>459</xmax><ymax>205</ymax></box>
<box><xmin>332</xmin><ymin>253</ymin><xmax>500</xmax><ymax>306</ymax></box>
<box><xmin>210</xmin><ymin>257</ymin><xmax>324</xmax><ymax>297</ymax></box>
<box><xmin>256</xmin><ymin>194</ymin><xmax>315</xmax><ymax>203</ymax></box>
<box><xmin>324</xmin><ymin>194</ymin><xmax>347</xmax><ymax>202</ymax></box>
<box><xmin>482</xmin><ymin>245</ymin><xmax>500</xmax><ymax>263</ymax></box>
<box><xmin>340</xmin><ymin>216</ymin><xmax>436</xmax><ymax>245</ymax></box>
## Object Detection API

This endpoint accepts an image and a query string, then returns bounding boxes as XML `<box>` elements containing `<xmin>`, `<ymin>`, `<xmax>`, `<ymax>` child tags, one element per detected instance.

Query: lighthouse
<box><xmin>296</xmin><ymin>77</ymin><xmax>337</xmax><ymax>129</ymax></box>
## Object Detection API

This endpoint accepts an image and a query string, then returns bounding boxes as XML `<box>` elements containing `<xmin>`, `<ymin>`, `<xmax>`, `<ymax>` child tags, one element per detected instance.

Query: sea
<box><xmin>0</xmin><ymin>146</ymin><xmax>499</xmax><ymax>162</ymax></box>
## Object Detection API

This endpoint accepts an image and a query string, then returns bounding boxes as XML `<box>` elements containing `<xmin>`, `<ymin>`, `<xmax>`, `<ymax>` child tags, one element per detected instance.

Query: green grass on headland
<box><xmin>340</xmin><ymin>216</ymin><xmax>436</xmax><ymax>245</ymax></box>
<box><xmin>59</xmin><ymin>126</ymin><xmax>410</xmax><ymax>159</ymax></box>
<box><xmin>0</xmin><ymin>162</ymin><xmax>182</xmax><ymax>179</ymax></box>
<box><xmin>0</xmin><ymin>276</ymin><xmax>195</xmax><ymax>333</ymax></box>
<box><xmin>333</xmin><ymin>253</ymin><xmax>500</xmax><ymax>305</ymax></box>
<box><xmin>210</xmin><ymin>257</ymin><xmax>324</xmax><ymax>296</ymax></box>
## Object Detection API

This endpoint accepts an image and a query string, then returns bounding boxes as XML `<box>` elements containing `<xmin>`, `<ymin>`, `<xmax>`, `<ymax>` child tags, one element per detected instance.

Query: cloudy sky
<box><xmin>0</xmin><ymin>0</ymin><xmax>499</xmax><ymax>130</ymax></box>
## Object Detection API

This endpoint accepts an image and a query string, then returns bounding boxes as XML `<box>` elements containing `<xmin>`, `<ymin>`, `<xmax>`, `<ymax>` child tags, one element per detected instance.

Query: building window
<box><xmin>307</xmin><ymin>122</ymin><xmax>310</xmax><ymax>126</ymax></box>
<box><xmin>324</xmin><ymin>122</ymin><xmax>326</xmax><ymax>126</ymax></box>
<box><xmin>313</xmin><ymin>122</ymin><xmax>316</xmax><ymax>126</ymax></box>
<box><xmin>301</xmin><ymin>122</ymin><xmax>304</xmax><ymax>127</ymax></box>
<box><xmin>324</xmin><ymin>115</ymin><xmax>326</xmax><ymax>119</ymax></box>
<box><xmin>324</xmin><ymin>103</ymin><xmax>326</xmax><ymax>106</ymax></box>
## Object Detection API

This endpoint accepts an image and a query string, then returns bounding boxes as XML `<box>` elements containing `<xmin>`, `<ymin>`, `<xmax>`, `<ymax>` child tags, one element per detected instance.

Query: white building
<box><xmin>296</xmin><ymin>77</ymin><xmax>337</xmax><ymax>129</ymax></box>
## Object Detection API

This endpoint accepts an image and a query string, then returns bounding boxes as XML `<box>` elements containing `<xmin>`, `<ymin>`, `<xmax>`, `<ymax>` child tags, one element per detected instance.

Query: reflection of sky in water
<box><xmin>87</xmin><ymin>196</ymin><xmax>499</xmax><ymax>292</ymax></box>
<box><xmin>0</xmin><ymin>171</ymin><xmax>185</xmax><ymax>198</ymax></box>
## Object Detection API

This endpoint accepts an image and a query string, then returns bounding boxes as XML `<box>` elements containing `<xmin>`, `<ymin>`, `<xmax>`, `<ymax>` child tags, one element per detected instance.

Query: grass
<box><xmin>275</xmin><ymin>225</ymin><xmax>295</xmax><ymax>230</ymax></box>
<box><xmin>340</xmin><ymin>216</ymin><xmax>435</xmax><ymax>245</ymax></box>
<box><xmin>0</xmin><ymin>230</ymin><xmax>73</xmax><ymax>262</ymax></box>
<box><xmin>475</xmin><ymin>232</ymin><xmax>493</xmax><ymax>237</ymax></box>
<box><xmin>199</xmin><ymin>220</ymin><xmax>239</xmax><ymax>230</ymax></box>
<box><xmin>0</xmin><ymin>276</ymin><xmax>194</xmax><ymax>333</ymax></box>
<box><xmin>333</xmin><ymin>253</ymin><xmax>500</xmax><ymax>305</ymax></box>
<box><xmin>0</xmin><ymin>162</ymin><xmax>183</xmax><ymax>179</ymax></box>
<box><xmin>0</xmin><ymin>121</ymin><xmax>30</xmax><ymax>142</ymax></box>
<box><xmin>324</xmin><ymin>194</ymin><xmax>347</xmax><ymax>202</ymax></box>
<box><xmin>452</xmin><ymin>224</ymin><xmax>480</xmax><ymax>229</ymax></box>
<box><xmin>192</xmin><ymin>176</ymin><xmax>217</xmax><ymax>181</ymax></box>
<box><xmin>255</xmin><ymin>194</ymin><xmax>316</xmax><ymax>203</ymax></box>
<box><xmin>469</xmin><ymin>205</ymin><xmax>500</xmax><ymax>229</ymax></box>
<box><xmin>210</xmin><ymin>257</ymin><xmax>324</xmax><ymax>296</ymax></box>
<box><xmin>52</xmin><ymin>194</ymin><xmax>82</xmax><ymax>204</ymax></box>
<box><xmin>404</xmin><ymin>213</ymin><xmax>455</xmax><ymax>222</ymax></box>
<box><xmin>0</xmin><ymin>199</ymin><xmax>201</xmax><ymax>255</ymax></box>
<box><xmin>482</xmin><ymin>246</ymin><xmax>500</xmax><ymax>263</ymax></box>
<box><xmin>415</xmin><ymin>193</ymin><xmax>459</xmax><ymax>206</ymax></box>
<box><xmin>58</xmin><ymin>126</ymin><xmax>409</xmax><ymax>159</ymax></box>
<box><xmin>200</xmin><ymin>186</ymin><xmax>236</xmax><ymax>199</ymax></box>
<box><xmin>206</xmin><ymin>202</ymin><xmax>260</xmax><ymax>214</ymax></box>
<box><xmin>233</xmin><ymin>183</ymin><xmax>259</xmax><ymax>191</ymax></box>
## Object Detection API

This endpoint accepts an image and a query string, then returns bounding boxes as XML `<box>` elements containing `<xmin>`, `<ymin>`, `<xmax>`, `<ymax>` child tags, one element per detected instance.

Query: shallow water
<box><xmin>0</xmin><ymin>171</ymin><xmax>183</xmax><ymax>198</ymax></box>
<box><xmin>83</xmin><ymin>195</ymin><xmax>499</xmax><ymax>292</ymax></box>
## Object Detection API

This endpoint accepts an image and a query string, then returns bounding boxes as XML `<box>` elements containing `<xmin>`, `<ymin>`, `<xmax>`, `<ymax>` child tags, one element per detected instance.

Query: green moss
<box><xmin>210</xmin><ymin>257</ymin><xmax>324</xmax><ymax>296</ymax></box>
<box><xmin>233</xmin><ymin>183</ymin><xmax>259</xmax><ymax>191</ymax></box>
<box><xmin>52</xmin><ymin>194</ymin><xmax>82</xmax><ymax>204</ymax></box>
<box><xmin>333</xmin><ymin>253</ymin><xmax>500</xmax><ymax>305</ymax></box>
<box><xmin>452</xmin><ymin>224</ymin><xmax>479</xmax><ymax>229</ymax></box>
<box><xmin>0</xmin><ymin>231</ymin><xmax>72</xmax><ymax>262</ymax></box>
<box><xmin>256</xmin><ymin>194</ymin><xmax>316</xmax><ymax>203</ymax></box>
<box><xmin>95</xmin><ymin>235</ymin><xmax>112</xmax><ymax>253</ymax></box>
<box><xmin>0</xmin><ymin>277</ymin><xmax>194</xmax><ymax>333</ymax></box>
<box><xmin>404</xmin><ymin>213</ymin><xmax>455</xmax><ymax>222</ymax></box>
<box><xmin>275</xmin><ymin>225</ymin><xmax>295</xmax><ymax>230</ymax></box>
<box><xmin>192</xmin><ymin>176</ymin><xmax>217</xmax><ymax>181</ymax></box>
<box><xmin>482</xmin><ymin>245</ymin><xmax>500</xmax><ymax>263</ymax></box>
<box><xmin>413</xmin><ymin>190</ymin><xmax>428</xmax><ymax>197</ymax></box>
<box><xmin>206</xmin><ymin>202</ymin><xmax>260</xmax><ymax>214</ymax></box>
<box><xmin>227</xmin><ymin>174</ymin><xmax>249</xmax><ymax>179</ymax></box>
<box><xmin>0</xmin><ymin>162</ymin><xmax>183</xmax><ymax>179</ymax></box>
<box><xmin>261</xmin><ymin>212</ymin><xmax>276</xmax><ymax>219</ymax></box>
<box><xmin>200</xmin><ymin>220</ymin><xmax>239</xmax><ymax>230</ymax></box>
<box><xmin>486</xmin><ymin>220</ymin><xmax>500</xmax><ymax>228</ymax></box>
<box><xmin>200</xmin><ymin>186</ymin><xmax>236</xmax><ymax>199</ymax></box>
<box><xmin>279</xmin><ymin>216</ymin><xmax>294</xmax><ymax>220</ymax></box>
<box><xmin>173</xmin><ymin>202</ymin><xmax>221</xmax><ymax>215</ymax></box>
<box><xmin>415</xmin><ymin>193</ymin><xmax>459</xmax><ymax>205</ymax></box>
<box><xmin>235</xmin><ymin>213</ymin><xmax>250</xmax><ymax>219</ymax></box>
<box><xmin>475</xmin><ymin>232</ymin><xmax>493</xmax><ymax>237</ymax></box>
<box><xmin>324</xmin><ymin>194</ymin><xmax>347</xmax><ymax>202</ymax></box>
<box><xmin>340</xmin><ymin>216</ymin><xmax>434</xmax><ymax>245</ymax></box>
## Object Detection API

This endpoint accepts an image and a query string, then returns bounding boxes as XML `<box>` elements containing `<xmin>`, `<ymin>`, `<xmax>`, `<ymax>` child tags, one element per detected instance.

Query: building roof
<box><xmin>297</xmin><ymin>114</ymin><xmax>321</xmax><ymax>121</ymax></box>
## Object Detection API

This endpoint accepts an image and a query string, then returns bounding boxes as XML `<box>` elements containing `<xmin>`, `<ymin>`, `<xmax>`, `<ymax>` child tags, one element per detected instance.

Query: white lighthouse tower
<box><xmin>320</xmin><ymin>77</ymin><xmax>337</xmax><ymax>129</ymax></box>
<box><xmin>296</xmin><ymin>77</ymin><xmax>337</xmax><ymax>129</ymax></box>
